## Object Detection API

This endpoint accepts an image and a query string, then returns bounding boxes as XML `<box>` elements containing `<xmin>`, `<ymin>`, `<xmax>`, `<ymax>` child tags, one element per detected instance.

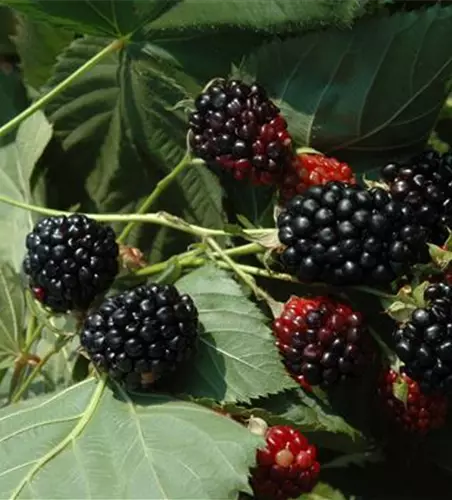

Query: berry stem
<box><xmin>117</xmin><ymin>152</ymin><xmax>192</xmax><ymax>243</ymax></box>
<box><xmin>0</xmin><ymin>194</ymin><xmax>273</xmax><ymax>239</ymax></box>
<box><xmin>351</xmin><ymin>285</ymin><xmax>396</xmax><ymax>301</ymax></box>
<box><xmin>135</xmin><ymin>242</ymin><xmax>264</xmax><ymax>277</ymax></box>
<box><xmin>11</xmin><ymin>335</ymin><xmax>72</xmax><ymax>404</ymax></box>
<box><xmin>206</xmin><ymin>237</ymin><xmax>278</xmax><ymax>310</ymax></box>
<box><xmin>0</xmin><ymin>38</ymin><xmax>126</xmax><ymax>140</ymax></box>
<box><xmin>368</xmin><ymin>326</ymin><xmax>396</xmax><ymax>362</ymax></box>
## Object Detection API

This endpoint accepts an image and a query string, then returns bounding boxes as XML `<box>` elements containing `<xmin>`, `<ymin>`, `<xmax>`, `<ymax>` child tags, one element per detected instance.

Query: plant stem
<box><xmin>0</xmin><ymin>38</ymin><xmax>126</xmax><ymax>140</ymax></box>
<box><xmin>368</xmin><ymin>326</ymin><xmax>395</xmax><ymax>361</ymax></box>
<box><xmin>118</xmin><ymin>153</ymin><xmax>192</xmax><ymax>243</ymax></box>
<box><xmin>11</xmin><ymin>336</ymin><xmax>72</xmax><ymax>403</ymax></box>
<box><xmin>135</xmin><ymin>242</ymin><xmax>264</xmax><ymax>277</ymax></box>
<box><xmin>206</xmin><ymin>237</ymin><xmax>276</xmax><ymax>306</ymax></box>
<box><xmin>0</xmin><ymin>194</ymin><xmax>273</xmax><ymax>239</ymax></box>
<box><xmin>352</xmin><ymin>285</ymin><xmax>396</xmax><ymax>301</ymax></box>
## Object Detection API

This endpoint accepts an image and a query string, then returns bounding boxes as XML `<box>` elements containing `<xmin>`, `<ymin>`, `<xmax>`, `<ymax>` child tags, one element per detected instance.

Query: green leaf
<box><xmin>40</xmin><ymin>36</ymin><xmax>224</xmax><ymax>260</ymax></box>
<box><xmin>259</xmin><ymin>389</ymin><xmax>362</xmax><ymax>441</ymax></box>
<box><xmin>0</xmin><ymin>6</ymin><xmax>18</xmax><ymax>55</ymax></box>
<box><xmin>0</xmin><ymin>263</ymin><xmax>26</xmax><ymax>362</ymax></box>
<box><xmin>392</xmin><ymin>378</ymin><xmax>409</xmax><ymax>405</ymax></box>
<box><xmin>4</xmin><ymin>0</ymin><xmax>370</xmax><ymax>38</ymax></box>
<box><xmin>0</xmin><ymin>111</ymin><xmax>52</xmax><ymax>271</ymax></box>
<box><xmin>0</xmin><ymin>65</ymin><xmax>28</xmax><ymax>129</ymax></box>
<box><xmin>244</xmin><ymin>5</ymin><xmax>452</xmax><ymax>170</ymax></box>
<box><xmin>173</xmin><ymin>264</ymin><xmax>297</xmax><ymax>403</ymax></box>
<box><xmin>300</xmin><ymin>482</ymin><xmax>348</xmax><ymax>500</ymax></box>
<box><xmin>0</xmin><ymin>378</ymin><xmax>262</xmax><ymax>499</ymax></box>
<box><xmin>12</xmin><ymin>14</ymin><xmax>75</xmax><ymax>88</ymax></box>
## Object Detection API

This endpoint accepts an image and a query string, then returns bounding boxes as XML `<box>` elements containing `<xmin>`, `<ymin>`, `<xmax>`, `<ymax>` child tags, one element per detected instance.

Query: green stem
<box><xmin>0</xmin><ymin>38</ymin><xmax>126</xmax><ymax>140</ymax></box>
<box><xmin>118</xmin><ymin>153</ymin><xmax>192</xmax><ymax>243</ymax></box>
<box><xmin>11</xmin><ymin>336</ymin><xmax>72</xmax><ymax>403</ymax></box>
<box><xmin>135</xmin><ymin>242</ymin><xmax>264</xmax><ymax>277</ymax></box>
<box><xmin>206</xmin><ymin>237</ymin><xmax>275</xmax><ymax>306</ymax></box>
<box><xmin>352</xmin><ymin>285</ymin><xmax>396</xmax><ymax>301</ymax></box>
<box><xmin>368</xmin><ymin>326</ymin><xmax>395</xmax><ymax>361</ymax></box>
<box><xmin>0</xmin><ymin>194</ymin><xmax>273</xmax><ymax>239</ymax></box>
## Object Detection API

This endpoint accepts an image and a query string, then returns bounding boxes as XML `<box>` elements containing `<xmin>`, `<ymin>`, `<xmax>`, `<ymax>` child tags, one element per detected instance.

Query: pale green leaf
<box><xmin>0</xmin><ymin>263</ymin><xmax>25</xmax><ymax>360</ymax></box>
<box><xmin>0</xmin><ymin>111</ymin><xmax>52</xmax><ymax>270</ymax></box>
<box><xmin>300</xmin><ymin>483</ymin><xmax>348</xmax><ymax>500</ymax></box>
<box><xmin>0</xmin><ymin>378</ymin><xmax>261</xmax><ymax>499</ymax></box>
<box><xmin>174</xmin><ymin>264</ymin><xmax>297</xmax><ymax>403</ymax></box>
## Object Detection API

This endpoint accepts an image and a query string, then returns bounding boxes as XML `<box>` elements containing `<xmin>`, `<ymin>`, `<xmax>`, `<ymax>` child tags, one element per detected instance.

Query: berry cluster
<box><xmin>381</xmin><ymin>149</ymin><xmax>452</xmax><ymax>245</ymax></box>
<box><xmin>277</xmin><ymin>182</ymin><xmax>429</xmax><ymax>285</ymax></box>
<box><xmin>280</xmin><ymin>153</ymin><xmax>356</xmax><ymax>201</ymax></box>
<box><xmin>80</xmin><ymin>284</ymin><xmax>199</xmax><ymax>390</ymax></box>
<box><xmin>250</xmin><ymin>425</ymin><xmax>320</xmax><ymax>500</ymax></box>
<box><xmin>23</xmin><ymin>214</ymin><xmax>119</xmax><ymax>313</ymax></box>
<box><xmin>379</xmin><ymin>369</ymin><xmax>447</xmax><ymax>433</ymax></box>
<box><xmin>188</xmin><ymin>79</ymin><xmax>293</xmax><ymax>185</ymax></box>
<box><xmin>273</xmin><ymin>296</ymin><xmax>368</xmax><ymax>388</ymax></box>
<box><xmin>394</xmin><ymin>282</ymin><xmax>452</xmax><ymax>395</ymax></box>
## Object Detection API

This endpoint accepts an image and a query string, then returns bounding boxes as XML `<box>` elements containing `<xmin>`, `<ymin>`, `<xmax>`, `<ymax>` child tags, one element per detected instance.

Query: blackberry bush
<box><xmin>80</xmin><ymin>283</ymin><xmax>199</xmax><ymax>389</ymax></box>
<box><xmin>188</xmin><ymin>79</ymin><xmax>293</xmax><ymax>185</ymax></box>
<box><xmin>2</xmin><ymin>3</ymin><xmax>452</xmax><ymax>499</ymax></box>
<box><xmin>394</xmin><ymin>282</ymin><xmax>452</xmax><ymax>395</ymax></box>
<box><xmin>23</xmin><ymin>214</ymin><xmax>119</xmax><ymax>313</ymax></box>
<box><xmin>277</xmin><ymin>182</ymin><xmax>429</xmax><ymax>285</ymax></box>
<box><xmin>273</xmin><ymin>296</ymin><xmax>368</xmax><ymax>388</ymax></box>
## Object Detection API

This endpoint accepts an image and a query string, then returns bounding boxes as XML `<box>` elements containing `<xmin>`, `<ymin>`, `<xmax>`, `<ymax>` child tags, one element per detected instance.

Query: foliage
<box><xmin>0</xmin><ymin>1</ymin><xmax>451</xmax><ymax>499</ymax></box>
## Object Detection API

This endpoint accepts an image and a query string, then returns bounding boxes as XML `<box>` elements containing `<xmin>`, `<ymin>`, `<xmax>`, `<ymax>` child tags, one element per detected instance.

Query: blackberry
<box><xmin>22</xmin><ymin>214</ymin><xmax>118</xmax><ymax>313</ymax></box>
<box><xmin>381</xmin><ymin>149</ymin><xmax>452</xmax><ymax>245</ymax></box>
<box><xmin>250</xmin><ymin>425</ymin><xmax>320</xmax><ymax>500</ymax></box>
<box><xmin>273</xmin><ymin>296</ymin><xmax>368</xmax><ymax>388</ymax></box>
<box><xmin>80</xmin><ymin>283</ymin><xmax>199</xmax><ymax>389</ymax></box>
<box><xmin>280</xmin><ymin>153</ymin><xmax>356</xmax><ymax>201</ymax></box>
<box><xmin>277</xmin><ymin>182</ymin><xmax>429</xmax><ymax>285</ymax></box>
<box><xmin>378</xmin><ymin>368</ymin><xmax>447</xmax><ymax>433</ymax></box>
<box><xmin>393</xmin><ymin>282</ymin><xmax>452</xmax><ymax>395</ymax></box>
<box><xmin>188</xmin><ymin>79</ymin><xmax>293</xmax><ymax>185</ymax></box>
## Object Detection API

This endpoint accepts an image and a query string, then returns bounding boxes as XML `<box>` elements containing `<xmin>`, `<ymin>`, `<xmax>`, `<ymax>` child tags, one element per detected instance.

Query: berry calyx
<box><xmin>250</xmin><ymin>425</ymin><xmax>320</xmax><ymax>500</ymax></box>
<box><xmin>80</xmin><ymin>283</ymin><xmax>199</xmax><ymax>390</ymax></box>
<box><xmin>393</xmin><ymin>281</ymin><xmax>452</xmax><ymax>395</ymax></box>
<box><xmin>273</xmin><ymin>296</ymin><xmax>368</xmax><ymax>388</ymax></box>
<box><xmin>378</xmin><ymin>368</ymin><xmax>447</xmax><ymax>433</ymax></box>
<box><xmin>280</xmin><ymin>153</ymin><xmax>356</xmax><ymax>201</ymax></box>
<box><xmin>22</xmin><ymin>214</ymin><xmax>119</xmax><ymax>313</ymax></box>
<box><xmin>189</xmin><ymin>79</ymin><xmax>293</xmax><ymax>185</ymax></box>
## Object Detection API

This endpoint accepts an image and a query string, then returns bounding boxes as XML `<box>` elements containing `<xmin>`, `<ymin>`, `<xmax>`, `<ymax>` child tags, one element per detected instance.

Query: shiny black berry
<box><xmin>394</xmin><ymin>282</ymin><xmax>452</xmax><ymax>395</ymax></box>
<box><xmin>22</xmin><ymin>214</ymin><xmax>119</xmax><ymax>313</ymax></box>
<box><xmin>80</xmin><ymin>284</ymin><xmax>199</xmax><ymax>390</ymax></box>
<box><xmin>189</xmin><ymin>79</ymin><xmax>293</xmax><ymax>185</ymax></box>
<box><xmin>277</xmin><ymin>182</ymin><xmax>428</xmax><ymax>285</ymax></box>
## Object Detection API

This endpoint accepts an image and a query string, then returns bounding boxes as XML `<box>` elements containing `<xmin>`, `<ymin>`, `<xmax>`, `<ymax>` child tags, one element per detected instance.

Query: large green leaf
<box><xmin>40</xmin><ymin>36</ymin><xmax>224</xmax><ymax>259</ymax></box>
<box><xmin>0</xmin><ymin>263</ymin><xmax>26</xmax><ymax>365</ymax></box>
<box><xmin>12</xmin><ymin>14</ymin><xmax>75</xmax><ymax>88</ymax></box>
<box><xmin>0</xmin><ymin>111</ymin><xmax>52</xmax><ymax>270</ymax></box>
<box><xmin>0</xmin><ymin>6</ymin><xmax>17</xmax><ymax>55</ymax></box>
<box><xmin>244</xmin><ymin>5</ymin><xmax>452</xmax><ymax>170</ymax></box>
<box><xmin>3</xmin><ymin>0</ymin><xmax>370</xmax><ymax>38</ymax></box>
<box><xmin>172</xmin><ymin>264</ymin><xmax>296</xmax><ymax>403</ymax></box>
<box><xmin>0</xmin><ymin>378</ymin><xmax>262</xmax><ymax>499</ymax></box>
<box><xmin>0</xmin><ymin>66</ymin><xmax>28</xmax><ymax>130</ymax></box>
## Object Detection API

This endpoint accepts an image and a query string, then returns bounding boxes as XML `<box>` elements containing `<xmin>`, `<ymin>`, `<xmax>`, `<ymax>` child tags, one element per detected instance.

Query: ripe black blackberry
<box><xmin>381</xmin><ymin>149</ymin><xmax>452</xmax><ymax>245</ymax></box>
<box><xmin>273</xmin><ymin>296</ymin><xmax>368</xmax><ymax>388</ymax></box>
<box><xmin>394</xmin><ymin>282</ymin><xmax>452</xmax><ymax>395</ymax></box>
<box><xmin>188</xmin><ymin>78</ymin><xmax>293</xmax><ymax>185</ymax></box>
<box><xmin>277</xmin><ymin>181</ymin><xmax>429</xmax><ymax>285</ymax></box>
<box><xmin>80</xmin><ymin>283</ymin><xmax>199</xmax><ymax>390</ymax></box>
<box><xmin>23</xmin><ymin>214</ymin><xmax>118</xmax><ymax>313</ymax></box>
